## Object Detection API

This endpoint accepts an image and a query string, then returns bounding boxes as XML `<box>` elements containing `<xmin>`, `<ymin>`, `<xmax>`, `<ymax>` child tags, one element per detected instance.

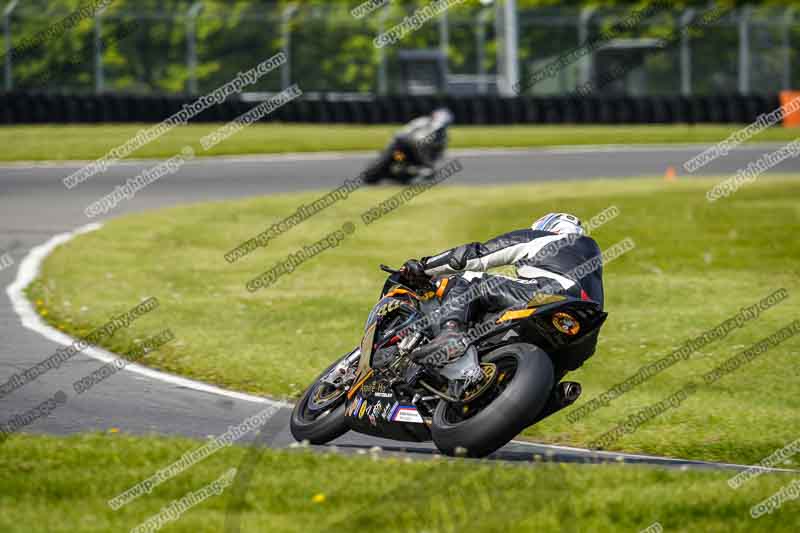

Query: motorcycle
<box><xmin>290</xmin><ymin>265</ymin><xmax>607</xmax><ymax>457</ymax></box>
<box><xmin>362</xmin><ymin>108</ymin><xmax>453</xmax><ymax>185</ymax></box>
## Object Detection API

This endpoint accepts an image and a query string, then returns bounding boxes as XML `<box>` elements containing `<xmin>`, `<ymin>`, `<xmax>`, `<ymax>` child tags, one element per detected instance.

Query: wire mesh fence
<box><xmin>2</xmin><ymin>1</ymin><xmax>799</xmax><ymax>97</ymax></box>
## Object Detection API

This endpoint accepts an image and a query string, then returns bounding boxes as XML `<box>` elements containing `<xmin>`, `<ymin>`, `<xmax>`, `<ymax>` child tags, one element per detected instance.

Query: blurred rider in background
<box><xmin>364</xmin><ymin>108</ymin><xmax>453</xmax><ymax>183</ymax></box>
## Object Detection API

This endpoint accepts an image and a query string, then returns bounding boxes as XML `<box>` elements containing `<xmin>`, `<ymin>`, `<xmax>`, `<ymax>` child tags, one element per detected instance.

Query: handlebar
<box><xmin>380</xmin><ymin>264</ymin><xmax>399</xmax><ymax>275</ymax></box>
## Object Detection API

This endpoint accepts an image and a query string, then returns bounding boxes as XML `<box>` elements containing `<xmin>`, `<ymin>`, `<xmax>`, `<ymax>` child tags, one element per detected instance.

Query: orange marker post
<box><xmin>780</xmin><ymin>91</ymin><xmax>800</xmax><ymax>127</ymax></box>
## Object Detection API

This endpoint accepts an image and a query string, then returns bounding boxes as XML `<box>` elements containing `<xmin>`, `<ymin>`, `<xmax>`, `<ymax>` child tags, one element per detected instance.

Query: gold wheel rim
<box><xmin>462</xmin><ymin>363</ymin><xmax>497</xmax><ymax>403</ymax></box>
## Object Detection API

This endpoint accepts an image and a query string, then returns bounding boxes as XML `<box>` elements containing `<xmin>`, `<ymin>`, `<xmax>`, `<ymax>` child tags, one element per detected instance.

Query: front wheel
<box><xmin>431</xmin><ymin>343</ymin><xmax>554</xmax><ymax>458</ymax></box>
<box><xmin>290</xmin><ymin>354</ymin><xmax>354</xmax><ymax>444</ymax></box>
<box><xmin>361</xmin><ymin>151</ymin><xmax>392</xmax><ymax>184</ymax></box>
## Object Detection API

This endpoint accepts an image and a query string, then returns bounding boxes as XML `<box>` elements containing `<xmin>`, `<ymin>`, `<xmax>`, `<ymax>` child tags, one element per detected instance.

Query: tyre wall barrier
<box><xmin>0</xmin><ymin>92</ymin><xmax>781</xmax><ymax>126</ymax></box>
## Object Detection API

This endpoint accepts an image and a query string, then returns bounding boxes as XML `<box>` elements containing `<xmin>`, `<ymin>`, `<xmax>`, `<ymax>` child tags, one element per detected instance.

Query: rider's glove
<box><xmin>446</xmin><ymin>245</ymin><xmax>469</xmax><ymax>271</ymax></box>
<box><xmin>399</xmin><ymin>259</ymin><xmax>431</xmax><ymax>288</ymax></box>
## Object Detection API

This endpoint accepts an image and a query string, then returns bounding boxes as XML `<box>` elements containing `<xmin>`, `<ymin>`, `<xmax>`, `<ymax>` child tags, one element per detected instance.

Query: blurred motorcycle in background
<box><xmin>362</xmin><ymin>108</ymin><xmax>453</xmax><ymax>184</ymax></box>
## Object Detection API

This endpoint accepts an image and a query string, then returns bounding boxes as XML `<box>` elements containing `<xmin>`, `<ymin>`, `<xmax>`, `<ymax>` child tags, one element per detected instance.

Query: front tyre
<box><xmin>362</xmin><ymin>150</ymin><xmax>391</xmax><ymax>184</ymax></box>
<box><xmin>431</xmin><ymin>343</ymin><xmax>554</xmax><ymax>458</ymax></box>
<box><xmin>290</xmin><ymin>356</ymin><xmax>352</xmax><ymax>444</ymax></box>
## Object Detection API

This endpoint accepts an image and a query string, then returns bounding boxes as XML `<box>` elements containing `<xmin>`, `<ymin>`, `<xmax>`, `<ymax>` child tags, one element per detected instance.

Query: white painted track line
<box><xmin>6</xmin><ymin>223</ymin><xmax>276</xmax><ymax>406</ymax></box>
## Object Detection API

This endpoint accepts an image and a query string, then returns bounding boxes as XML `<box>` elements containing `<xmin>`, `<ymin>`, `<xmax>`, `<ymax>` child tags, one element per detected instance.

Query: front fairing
<box><xmin>356</xmin><ymin>289</ymin><xmax>423</xmax><ymax>375</ymax></box>
<box><xmin>347</xmin><ymin>290</ymin><xmax>431</xmax><ymax>442</ymax></box>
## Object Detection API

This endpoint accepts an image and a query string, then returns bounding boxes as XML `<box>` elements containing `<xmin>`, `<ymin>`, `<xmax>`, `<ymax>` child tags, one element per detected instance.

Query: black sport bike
<box><xmin>290</xmin><ymin>265</ymin><xmax>606</xmax><ymax>457</ymax></box>
<box><xmin>362</xmin><ymin>108</ymin><xmax>452</xmax><ymax>184</ymax></box>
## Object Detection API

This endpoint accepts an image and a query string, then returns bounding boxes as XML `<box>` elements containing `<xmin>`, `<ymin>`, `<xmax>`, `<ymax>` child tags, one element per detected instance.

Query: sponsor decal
<box><xmin>390</xmin><ymin>405</ymin><xmax>425</xmax><ymax>424</ymax></box>
<box><xmin>377</xmin><ymin>299</ymin><xmax>403</xmax><ymax>318</ymax></box>
<box><xmin>552</xmin><ymin>312</ymin><xmax>580</xmax><ymax>335</ymax></box>
<box><xmin>348</xmin><ymin>397</ymin><xmax>363</xmax><ymax>417</ymax></box>
<box><xmin>360</xmin><ymin>380</ymin><xmax>390</xmax><ymax>395</ymax></box>
<box><xmin>369</xmin><ymin>401</ymin><xmax>382</xmax><ymax>426</ymax></box>
<box><xmin>374</xmin><ymin>391</ymin><xmax>393</xmax><ymax>398</ymax></box>
<box><xmin>358</xmin><ymin>397</ymin><xmax>366</xmax><ymax>416</ymax></box>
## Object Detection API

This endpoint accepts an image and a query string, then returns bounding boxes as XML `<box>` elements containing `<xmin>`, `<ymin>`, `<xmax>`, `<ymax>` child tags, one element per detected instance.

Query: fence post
<box><xmin>496</xmin><ymin>0</ymin><xmax>519</xmax><ymax>96</ymax></box>
<box><xmin>281</xmin><ymin>3</ymin><xmax>297</xmax><ymax>90</ymax></box>
<box><xmin>3</xmin><ymin>0</ymin><xmax>20</xmax><ymax>91</ymax></box>
<box><xmin>679</xmin><ymin>8</ymin><xmax>695</xmax><ymax>96</ymax></box>
<box><xmin>186</xmin><ymin>1</ymin><xmax>203</xmax><ymax>95</ymax></box>
<box><xmin>377</xmin><ymin>6</ymin><xmax>387</xmax><ymax>95</ymax></box>
<box><xmin>577</xmin><ymin>6</ymin><xmax>597</xmax><ymax>87</ymax></box>
<box><xmin>94</xmin><ymin>8</ymin><xmax>104</xmax><ymax>93</ymax></box>
<box><xmin>782</xmin><ymin>7</ymin><xmax>796</xmax><ymax>90</ymax></box>
<box><xmin>477</xmin><ymin>7</ymin><xmax>492</xmax><ymax>94</ymax></box>
<box><xmin>738</xmin><ymin>6</ymin><xmax>751</xmax><ymax>95</ymax></box>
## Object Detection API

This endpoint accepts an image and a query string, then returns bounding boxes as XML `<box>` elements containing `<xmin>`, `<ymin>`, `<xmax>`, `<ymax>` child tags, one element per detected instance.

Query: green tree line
<box><xmin>1</xmin><ymin>0</ymin><xmax>797</xmax><ymax>94</ymax></box>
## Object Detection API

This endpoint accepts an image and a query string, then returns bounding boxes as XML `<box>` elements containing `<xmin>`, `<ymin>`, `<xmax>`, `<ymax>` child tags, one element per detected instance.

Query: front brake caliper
<box><xmin>321</xmin><ymin>349</ymin><xmax>360</xmax><ymax>388</ymax></box>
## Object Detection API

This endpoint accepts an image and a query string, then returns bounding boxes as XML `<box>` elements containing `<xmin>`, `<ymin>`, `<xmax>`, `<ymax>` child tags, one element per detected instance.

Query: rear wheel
<box><xmin>290</xmin><ymin>355</ymin><xmax>354</xmax><ymax>444</ymax></box>
<box><xmin>431</xmin><ymin>343</ymin><xmax>554</xmax><ymax>458</ymax></box>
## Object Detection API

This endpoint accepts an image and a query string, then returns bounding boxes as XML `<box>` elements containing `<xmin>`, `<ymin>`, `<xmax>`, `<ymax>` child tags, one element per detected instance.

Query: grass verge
<box><xmin>1</xmin><ymin>123</ymin><xmax>799</xmax><ymax>161</ymax></box>
<box><xmin>27</xmin><ymin>175</ymin><xmax>800</xmax><ymax>464</ymax></box>
<box><xmin>1</xmin><ymin>433</ymin><xmax>798</xmax><ymax>532</ymax></box>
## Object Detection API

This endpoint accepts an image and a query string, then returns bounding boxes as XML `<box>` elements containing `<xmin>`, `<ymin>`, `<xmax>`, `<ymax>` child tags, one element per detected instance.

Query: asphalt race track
<box><xmin>2</xmin><ymin>144</ymin><xmax>799</xmax><ymax>470</ymax></box>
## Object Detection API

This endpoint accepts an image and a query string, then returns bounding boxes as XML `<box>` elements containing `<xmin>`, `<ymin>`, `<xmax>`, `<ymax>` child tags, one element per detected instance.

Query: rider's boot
<box><xmin>411</xmin><ymin>320</ymin><xmax>467</xmax><ymax>367</ymax></box>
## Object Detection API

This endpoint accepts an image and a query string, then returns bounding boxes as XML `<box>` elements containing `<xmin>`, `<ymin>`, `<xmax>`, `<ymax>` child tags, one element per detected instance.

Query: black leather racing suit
<box><xmin>419</xmin><ymin>228</ymin><xmax>604</xmax><ymax>377</ymax></box>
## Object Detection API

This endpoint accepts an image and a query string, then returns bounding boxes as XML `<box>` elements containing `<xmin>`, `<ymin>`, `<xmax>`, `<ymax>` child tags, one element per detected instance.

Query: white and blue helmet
<box><xmin>532</xmin><ymin>212</ymin><xmax>584</xmax><ymax>236</ymax></box>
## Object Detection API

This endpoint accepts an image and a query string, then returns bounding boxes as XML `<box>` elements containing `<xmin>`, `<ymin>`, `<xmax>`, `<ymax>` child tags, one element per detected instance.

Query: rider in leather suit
<box><xmin>400</xmin><ymin>212</ymin><xmax>605</xmax><ymax>420</ymax></box>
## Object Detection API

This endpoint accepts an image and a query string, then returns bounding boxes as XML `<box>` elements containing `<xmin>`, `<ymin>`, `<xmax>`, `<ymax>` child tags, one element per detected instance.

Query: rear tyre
<box><xmin>431</xmin><ymin>343</ymin><xmax>554</xmax><ymax>458</ymax></box>
<box><xmin>290</xmin><ymin>356</ymin><xmax>352</xmax><ymax>444</ymax></box>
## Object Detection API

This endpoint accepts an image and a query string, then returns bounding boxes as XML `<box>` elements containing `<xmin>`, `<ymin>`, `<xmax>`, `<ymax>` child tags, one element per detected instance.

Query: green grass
<box><xmin>1</xmin><ymin>123</ymin><xmax>800</xmax><ymax>161</ymax></box>
<box><xmin>28</xmin><ymin>175</ymin><xmax>800</xmax><ymax>464</ymax></box>
<box><xmin>1</xmin><ymin>433</ymin><xmax>798</xmax><ymax>533</ymax></box>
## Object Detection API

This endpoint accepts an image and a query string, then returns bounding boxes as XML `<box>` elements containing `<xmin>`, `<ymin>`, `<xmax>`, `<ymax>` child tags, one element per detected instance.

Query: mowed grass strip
<box><xmin>2</xmin><ymin>123</ymin><xmax>800</xmax><ymax>161</ymax></box>
<box><xmin>1</xmin><ymin>433</ymin><xmax>798</xmax><ymax>533</ymax></box>
<box><xmin>27</xmin><ymin>175</ymin><xmax>800</xmax><ymax>463</ymax></box>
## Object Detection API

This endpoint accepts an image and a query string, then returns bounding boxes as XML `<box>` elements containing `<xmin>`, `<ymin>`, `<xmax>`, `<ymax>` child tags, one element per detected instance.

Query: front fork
<box><xmin>320</xmin><ymin>348</ymin><xmax>361</xmax><ymax>389</ymax></box>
